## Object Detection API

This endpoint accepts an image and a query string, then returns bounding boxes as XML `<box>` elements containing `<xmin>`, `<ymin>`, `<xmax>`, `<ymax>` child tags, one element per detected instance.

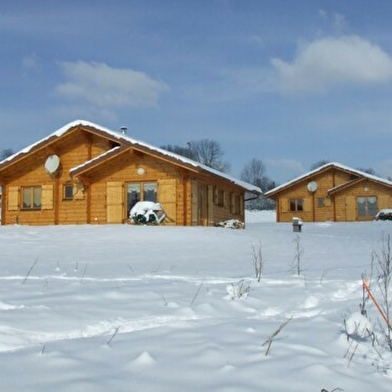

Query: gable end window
<box><xmin>64</xmin><ymin>184</ymin><xmax>74</xmax><ymax>200</ymax></box>
<box><xmin>289</xmin><ymin>198</ymin><xmax>303</xmax><ymax>212</ymax></box>
<box><xmin>22</xmin><ymin>186</ymin><xmax>42</xmax><ymax>210</ymax></box>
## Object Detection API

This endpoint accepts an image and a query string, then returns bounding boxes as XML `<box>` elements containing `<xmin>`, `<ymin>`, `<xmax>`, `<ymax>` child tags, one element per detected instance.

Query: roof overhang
<box><xmin>264</xmin><ymin>162</ymin><xmax>392</xmax><ymax>198</ymax></box>
<box><xmin>0</xmin><ymin>120</ymin><xmax>262</xmax><ymax>194</ymax></box>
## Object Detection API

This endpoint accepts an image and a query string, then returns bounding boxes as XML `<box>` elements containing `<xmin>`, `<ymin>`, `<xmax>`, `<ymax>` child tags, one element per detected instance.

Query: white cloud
<box><xmin>271</xmin><ymin>35</ymin><xmax>392</xmax><ymax>94</ymax></box>
<box><xmin>56</xmin><ymin>61</ymin><xmax>168</xmax><ymax>108</ymax></box>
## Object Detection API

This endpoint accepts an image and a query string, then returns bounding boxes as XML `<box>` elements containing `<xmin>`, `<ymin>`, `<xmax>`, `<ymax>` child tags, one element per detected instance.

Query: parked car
<box><xmin>375</xmin><ymin>209</ymin><xmax>392</xmax><ymax>221</ymax></box>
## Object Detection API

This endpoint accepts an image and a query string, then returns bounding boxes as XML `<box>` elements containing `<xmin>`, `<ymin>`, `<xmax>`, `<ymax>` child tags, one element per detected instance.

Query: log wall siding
<box><xmin>275</xmin><ymin>170</ymin><xmax>358</xmax><ymax>223</ymax></box>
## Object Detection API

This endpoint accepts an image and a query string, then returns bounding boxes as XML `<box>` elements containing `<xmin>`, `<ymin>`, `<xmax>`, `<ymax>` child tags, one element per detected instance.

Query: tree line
<box><xmin>161</xmin><ymin>139</ymin><xmax>276</xmax><ymax>210</ymax></box>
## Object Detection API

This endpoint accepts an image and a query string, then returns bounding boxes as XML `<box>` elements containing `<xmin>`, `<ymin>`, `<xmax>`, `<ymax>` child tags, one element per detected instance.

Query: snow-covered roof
<box><xmin>0</xmin><ymin>120</ymin><xmax>262</xmax><ymax>194</ymax></box>
<box><xmin>265</xmin><ymin>162</ymin><xmax>392</xmax><ymax>197</ymax></box>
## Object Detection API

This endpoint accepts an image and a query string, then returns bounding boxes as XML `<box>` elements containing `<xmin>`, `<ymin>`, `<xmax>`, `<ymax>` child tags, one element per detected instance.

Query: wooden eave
<box><xmin>264</xmin><ymin>164</ymin><xmax>362</xmax><ymax>198</ymax></box>
<box><xmin>0</xmin><ymin>125</ymin><xmax>116</xmax><ymax>175</ymax></box>
<box><xmin>76</xmin><ymin>124</ymin><xmax>130</xmax><ymax>145</ymax></box>
<box><xmin>328</xmin><ymin>176</ymin><xmax>392</xmax><ymax>196</ymax></box>
<box><xmin>129</xmin><ymin>144</ymin><xmax>200</xmax><ymax>174</ymax></box>
<box><xmin>0</xmin><ymin>133</ymin><xmax>66</xmax><ymax>173</ymax></box>
<box><xmin>71</xmin><ymin>125</ymin><xmax>202</xmax><ymax>174</ymax></box>
<box><xmin>69</xmin><ymin>144</ymin><xmax>200</xmax><ymax>180</ymax></box>
<box><xmin>264</xmin><ymin>168</ymin><xmax>330</xmax><ymax>198</ymax></box>
<box><xmin>76</xmin><ymin>124</ymin><xmax>257</xmax><ymax>187</ymax></box>
<box><xmin>69</xmin><ymin>145</ymin><xmax>131</xmax><ymax>177</ymax></box>
<box><xmin>327</xmin><ymin>178</ymin><xmax>365</xmax><ymax>195</ymax></box>
<box><xmin>0</xmin><ymin>120</ymin><xmax>261</xmax><ymax>194</ymax></box>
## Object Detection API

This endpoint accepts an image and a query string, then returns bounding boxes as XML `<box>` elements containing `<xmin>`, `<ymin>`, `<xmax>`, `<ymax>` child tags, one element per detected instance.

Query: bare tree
<box><xmin>162</xmin><ymin>139</ymin><xmax>229</xmax><ymax>173</ymax></box>
<box><xmin>188</xmin><ymin>139</ymin><xmax>230</xmax><ymax>173</ymax></box>
<box><xmin>160</xmin><ymin>144</ymin><xmax>196</xmax><ymax>160</ymax></box>
<box><xmin>240</xmin><ymin>158</ymin><xmax>275</xmax><ymax>210</ymax></box>
<box><xmin>356</xmin><ymin>167</ymin><xmax>379</xmax><ymax>176</ymax></box>
<box><xmin>0</xmin><ymin>148</ymin><xmax>14</xmax><ymax>161</ymax></box>
<box><xmin>240</xmin><ymin>158</ymin><xmax>266</xmax><ymax>188</ymax></box>
<box><xmin>309</xmin><ymin>160</ymin><xmax>330</xmax><ymax>171</ymax></box>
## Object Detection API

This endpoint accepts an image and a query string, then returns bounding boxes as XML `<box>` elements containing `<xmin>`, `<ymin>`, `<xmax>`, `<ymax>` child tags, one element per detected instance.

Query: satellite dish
<box><xmin>45</xmin><ymin>154</ymin><xmax>60</xmax><ymax>175</ymax></box>
<box><xmin>307</xmin><ymin>181</ymin><xmax>318</xmax><ymax>193</ymax></box>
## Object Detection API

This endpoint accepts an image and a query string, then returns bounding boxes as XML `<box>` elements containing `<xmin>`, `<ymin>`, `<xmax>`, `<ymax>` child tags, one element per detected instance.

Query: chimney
<box><xmin>120</xmin><ymin>126</ymin><xmax>127</xmax><ymax>135</ymax></box>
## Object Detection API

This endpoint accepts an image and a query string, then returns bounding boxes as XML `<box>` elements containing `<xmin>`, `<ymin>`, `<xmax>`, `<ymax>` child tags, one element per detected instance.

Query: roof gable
<box><xmin>0</xmin><ymin>120</ymin><xmax>262</xmax><ymax>194</ymax></box>
<box><xmin>265</xmin><ymin>162</ymin><xmax>392</xmax><ymax>197</ymax></box>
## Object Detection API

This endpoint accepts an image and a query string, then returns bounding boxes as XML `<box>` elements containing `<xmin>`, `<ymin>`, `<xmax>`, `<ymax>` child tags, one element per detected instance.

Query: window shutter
<box><xmin>8</xmin><ymin>187</ymin><xmax>19</xmax><ymax>211</ymax></box>
<box><xmin>106</xmin><ymin>182</ymin><xmax>124</xmax><ymax>223</ymax></box>
<box><xmin>303</xmin><ymin>198</ymin><xmax>311</xmax><ymax>212</ymax></box>
<box><xmin>346</xmin><ymin>196</ymin><xmax>356</xmax><ymax>221</ymax></box>
<box><xmin>42</xmin><ymin>185</ymin><xmax>54</xmax><ymax>210</ymax></box>
<box><xmin>158</xmin><ymin>179</ymin><xmax>177</xmax><ymax>225</ymax></box>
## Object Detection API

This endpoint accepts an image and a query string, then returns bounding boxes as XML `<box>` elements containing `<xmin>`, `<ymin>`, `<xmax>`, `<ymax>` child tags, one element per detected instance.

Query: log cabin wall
<box><xmin>276</xmin><ymin>169</ymin><xmax>357</xmax><ymax>223</ymax></box>
<box><xmin>77</xmin><ymin>151</ymin><xmax>184</xmax><ymax>225</ymax></box>
<box><xmin>188</xmin><ymin>173</ymin><xmax>245</xmax><ymax>226</ymax></box>
<box><xmin>0</xmin><ymin>123</ymin><xmax>255</xmax><ymax>226</ymax></box>
<box><xmin>3</xmin><ymin>130</ymin><xmax>110</xmax><ymax>225</ymax></box>
<box><xmin>269</xmin><ymin>165</ymin><xmax>392</xmax><ymax>223</ymax></box>
<box><xmin>333</xmin><ymin>180</ymin><xmax>392</xmax><ymax>222</ymax></box>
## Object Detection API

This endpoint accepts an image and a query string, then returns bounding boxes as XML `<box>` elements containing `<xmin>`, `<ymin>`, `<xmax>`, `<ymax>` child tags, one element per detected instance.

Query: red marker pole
<box><xmin>362</xmin><ymin>278</ymin><xmax>392</xmax><ymax>331</ymax></box>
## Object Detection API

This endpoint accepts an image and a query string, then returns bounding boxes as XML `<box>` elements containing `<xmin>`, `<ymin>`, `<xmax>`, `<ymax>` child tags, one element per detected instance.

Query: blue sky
<box><xmin>1</xmin><ymin>0</ymin><xmax>392</xmax><ymax>184</ymax></box>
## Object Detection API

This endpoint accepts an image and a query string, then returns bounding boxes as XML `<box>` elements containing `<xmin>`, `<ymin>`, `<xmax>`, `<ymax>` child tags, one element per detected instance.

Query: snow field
<box><xmin>0</xmin><ymin>211</ymin><xmax>391</xmax><ymax>391</ymax></box>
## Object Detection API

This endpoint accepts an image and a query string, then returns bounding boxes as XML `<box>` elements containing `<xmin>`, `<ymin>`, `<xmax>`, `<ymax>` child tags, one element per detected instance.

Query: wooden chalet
<box><xmin>264</xmin><ymin>162</ymin><xmax>392</xmax><ymax>222</ymax></box>
<box><xmin>0</xmin><ymin>120</ymin><xmax>261</xmax><ymax>226</ymax></box>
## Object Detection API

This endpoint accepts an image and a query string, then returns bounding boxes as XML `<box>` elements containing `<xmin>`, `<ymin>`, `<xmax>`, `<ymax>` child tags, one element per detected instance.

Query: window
<box><xmin>22</xmin><ymin>186</ymin><xmax>41</xmax><ymax>210</ymax></box>
<box><xmin>127</xmin><ymin>182</ymin><xmax>157</xmax><ymax>211</ymax></box>
<box><xmin>143</xmin><ymin>182</ymin><xmax>157</xmax><ymax>202</ymax></box>
<box><xmin>63</xmin><ymin>184</ymin><xmax>74</xmax><ymax>200</ymax></box>
<box><xmin>357</xmin><ymin>196</ymin><xmax>377</xmax><ymax>218</ymax></box>
<box><xmin>317</xmin><ymin>198</ymin><xmax>325</xmax><ymax>207</ymax></box>
<box><xmin>290</xmin><ymin>198</ymin><xmax>303</xmax><ymax>212</ymax></box>
<box><xmin>214</xmin><ymin>188</ymin><xmax>224</xmax><ymax>207</ymax></box>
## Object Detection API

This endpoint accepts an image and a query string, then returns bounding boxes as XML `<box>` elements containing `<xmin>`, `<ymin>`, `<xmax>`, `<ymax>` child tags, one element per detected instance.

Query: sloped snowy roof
<box><xmin>265</xmin><ymin>162</ymin><xmax>392</xmax><ymax>197</ymax></box>
<box><xmin>0</xmin><ymin>120</ymin><xmax>262</xmax><ymax>194</ymax></box>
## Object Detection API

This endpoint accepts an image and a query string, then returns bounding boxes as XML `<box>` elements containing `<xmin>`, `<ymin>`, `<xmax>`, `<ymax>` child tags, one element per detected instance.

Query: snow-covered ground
<box><xmin>0</xmin><ymin>211</ymin><xmax>391</xmax><ymax>391</ymax></box>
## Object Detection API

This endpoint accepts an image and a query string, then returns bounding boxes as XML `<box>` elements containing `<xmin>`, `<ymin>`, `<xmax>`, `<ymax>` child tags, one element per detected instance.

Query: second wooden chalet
<box><xmin>0</xmin><ymin>120</ymin><xmax>261</xmax><ymax>226</ymax></box>
<box><xmin>265</xmin><ymin>162</ymin><xmax>392</xmax><ymax>222</ymax></box>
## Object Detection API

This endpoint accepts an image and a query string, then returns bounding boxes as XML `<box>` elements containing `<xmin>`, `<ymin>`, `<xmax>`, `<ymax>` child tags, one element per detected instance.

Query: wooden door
<box><xmin>7</xmin><ymin>186</ymin><xmax>19</xmax><ymax>211</ymax></box>
<box><xmin>106</xmin><ymin>182</ymin><xmax>123</xmax><ymax>223</ymax></box>
<box><xmin>345</xmin><ymin>196</ymin><xmax>356</xmax><ymax>221</ymax></box>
